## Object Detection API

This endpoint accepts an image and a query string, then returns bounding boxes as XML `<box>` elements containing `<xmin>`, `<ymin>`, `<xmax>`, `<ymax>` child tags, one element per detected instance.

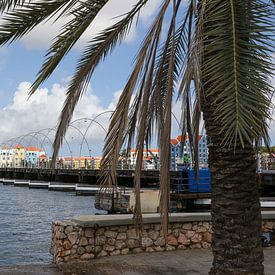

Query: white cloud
<box><xmin>0</xmin><ymin>81</ymin><xmax>120</xmax><ymax>156</ymax></box>
<box><xmin>19</xmin><ymin>0</ymin><xmax>160</xmax><ymax>51</ymax></box>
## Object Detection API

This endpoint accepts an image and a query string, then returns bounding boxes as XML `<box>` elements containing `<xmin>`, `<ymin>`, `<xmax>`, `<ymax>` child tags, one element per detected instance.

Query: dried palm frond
<box><xmin>52</xmin><ymin>0</ymin><xmax>149</xmax><ymax>167</ymax></box>
<box><xmin>99</xmin><ymin>0</ymin><xmax>170</xmax><ymax>198</ymax></box>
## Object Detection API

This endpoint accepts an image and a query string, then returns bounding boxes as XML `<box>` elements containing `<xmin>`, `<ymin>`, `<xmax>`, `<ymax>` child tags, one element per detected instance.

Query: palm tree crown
<box><xmin>0</xmin><ymin>0</ymin><xmax>274</xmax><ymax>274</ymax></box>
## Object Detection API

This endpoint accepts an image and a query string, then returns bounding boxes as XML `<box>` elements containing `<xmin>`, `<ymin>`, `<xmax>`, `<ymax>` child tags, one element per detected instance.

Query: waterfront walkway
<box><xmin>0</xmin><ymin>247</ymin><xmax>274</xmax><ymax>275</ymax></box>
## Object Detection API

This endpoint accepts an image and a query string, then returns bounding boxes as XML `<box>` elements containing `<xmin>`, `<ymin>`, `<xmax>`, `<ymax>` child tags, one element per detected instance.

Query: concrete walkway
<box><xmin>0</xmin><ymin>248</ymin><xmax>274</xmax><ymax>275</ymax></box>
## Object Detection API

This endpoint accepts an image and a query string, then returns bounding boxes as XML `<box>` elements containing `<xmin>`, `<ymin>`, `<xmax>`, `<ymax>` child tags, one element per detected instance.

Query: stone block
<box><xmin>202</xmin><ymin>222</ymin><xmax>211</xmax><ymax>230</ymax></box>
<box><xmin>71</xmin><ymin>248</ymin><xmax>77</xmax><ymax>255</ymax></box>
<box><xmin>167</xmin><ymin>235</ymin><xmax>178</xmax><ymax>246</ymax></box>
<box><xmin>117</xmin><ymin>233</ymin><xmax>127</xmax><ymax>240</ymax></box>
<box><xmin>202</xmin><ymin>232</ymin><xmax>212</xmax><ymax>243</ymax></box>
<box><xmin>142</xmin><ymin>237</ymin><xmax>153</xmax><ymax>248</ymax></box>
<box><xmin>154</xmin><ymin>224</ymin><xmax>161</xmax><ymax>231</ymax></box>
<box><xmin>192</xmin><ymin>224</ymin><xmax>198</xmax><ymax>231</ymax></box>
<box><xmin>88</xmin><ymin>238</ymin><xmax>95</xmax><ymax>245</ymax></box>
<box><xmin>85</xmin><ymin>245</ymin><xmax>93</xmax><ymax>253</ymax></box>
<box><xmin>173</xmin><ymin>229</ymin><xmax>180</xmax><ymax>238</ymax></box>
<box><xmin>55</xmin><ymin>231</ymin><xmax>67</xmax><ymax>240</ymax></box>
<box><xmin>65</xmin><ymin>226</ymin><xmax>74</xmax><ymax>235</ymax></box>
<box><xmin>96</xmin><ymin>236</ymin><xmax>106</xmax><ymax>246</ymax></box>
<box><xmin>178</xmin><ymin>233</ymin><xmax>190</xmax><ymax>246</ymax></box>
<box><xmin>115</xmin><ymin>240</ymin><xmax>126</xmax><ymax>250</ymax></box>
<box><xmin>121</xmin><ymin>248</ymin><xmax>130</xmax><ymax>255</ymax></box>
<box><xmin>202</xmin><ymin>241</ymin><xmax>211</xmax><ymax>248</ymax></box>
<box><xmin>97</xmin><ymin>250</ymin><xmax>108</xmax><ymax>258</ymax></box>
<box><xmin>110</xmin><ymin>250</ymin><xmax>121</xmax><ymax>256</ymax></box>
<box><xmin>107</xmin><ymin>238</ymin><xmax>116</xmax><ymax>246</ymax></box>
<box><xmin>68</xmin><ymin>232</ymin><xmax>78</xmax><ymax>245</ymax></box>
<box><xmin>127</xmin><ymin>239</ymin><xmax>140</xmax><ymax>249</ymax></box>
<box><xmin>77</xmin><ymin>247</ymin><xmax>86</xmax><ymax>255</ymax></box>
<box><xmin>105</xmin><ymin>230</ymin><xmax>118</xmax><ymax>239</ymax></box>
<box><xmin>190</xmin><ymin>243</ymin><xmax>202</xmax><ymax>249</ymax></box>
<box><xmin>166</xmin><ymin>244</ymin><xmax>176</xmax><ymax>251</ymax></box>
<box><xmin>95</xmin><ymin>228</ymin><xmax>105</xmax><ymax>236</ymax></box>
<box><xmin>145</xmin><ymin>247</ymin><xmax>155</xmax><ymax>253</ymax></box>
<box><xmin>63</xmin><ymin>241</ymin><xmax>72</xmax><ymax>250</ymax></box>
<box><xmin>178</xmin><ymin>245</ymin><xmax>187</xmax><ymax>250</ymax></box>
<box><xmin>182</xmin><ymin>223</ymin><xmax>193</xmax><ymax>230</ymax></box>
<box><xmin>85</xmin><ymin>228</ymin><xmax>94</xmax><ymax>238</ymax></box>
<box><xmin>197</xmin><ymin>226</ymin><xmax>207</xmax><ymax>233</ymax></box>
<box><xmin>148</xmin><ymin>230</ymin><xmax>159</xmax><ymax>241</ymax></box>
<box><xmin>94</xmin><ymin>246</ymin><xmax>102</xmax><ymax>254</ymax></box>
<box><xmin>59</xmin><ymin>250</ymin><xmax>71</xmax><ymax>257</ymax></box>
<box><xmin>154</xmin><ymin>237</ymin><xmax>166</xmax><ymax>247</ymax></box>
<box><xmin>185</xmin><ymin>230</ymin><xmax>195</xmax><ymax>239</ymax></box>
<box><xmin>132</xmin><ymin>248</ymin><xmax>143</xmax><ymax>254</ymax></box>
<box><xmin>80</xmin><ymin>253</ymin><xmax>95</xmax><ymax>260</ymax></box>
<box><xmin>104</xmin><ymin>244</ymin><xmax>115</xmax><ymax>252</ymax></box>
<box><xmin>143</xmin><ymin>224</ymin><xmax>153</xmax><ymax>230</ymax></box>
<box><xmin>118</xmin><ymin>226</ymin><xmax>128</xmax><ymax>232</ymax></box>
<box><xmin>79</xmin><ymin>237</ymin><xmax>88</xmax><ymax>246</ymax></box>
<box><xmin>127</xmin><ymin>229</ymin><xmax>139</xmax><ymax>239</ymax></box>
<box><xmin>154</xmin><ymin>246</ymin><xmax>165</xmax><ymax>252</ymax></box>
<box><xmin>109</xmin><ymin>226</ymin><xmax>119</xmax><ymax>231</ymax></box>
<box><xmin>172</xmin><ymin>223</ymin><xmax>182</xmax><ymax>229</ymax></box>
<box><xmin>191</xmin><ymin>233</ymin><xmax>202</xmax><ymax>244</ymax></box>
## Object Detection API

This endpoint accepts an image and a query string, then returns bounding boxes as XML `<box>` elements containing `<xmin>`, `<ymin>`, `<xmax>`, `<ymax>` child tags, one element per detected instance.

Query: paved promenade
<box><xmin>0</xmin><ymin>247</ymin><xmax>274</xmax><ymax>275</ymax></box>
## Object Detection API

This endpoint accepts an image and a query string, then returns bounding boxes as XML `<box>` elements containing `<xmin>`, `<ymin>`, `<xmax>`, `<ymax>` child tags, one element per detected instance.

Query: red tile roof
<box><xmin>26</xmin><ymin>146</ymin><xmax>43</xmax><ymax>152</ymax></box>
<box><xmin>13</xmin><ymin>144</ymin><xmax>24</xmax><ymax>149</ymax></box>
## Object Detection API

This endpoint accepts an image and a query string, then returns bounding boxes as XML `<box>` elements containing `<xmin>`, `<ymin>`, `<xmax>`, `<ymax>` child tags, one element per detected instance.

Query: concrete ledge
<box><xmin>72</xmin><ymin>212</ymin><xmax>211</xmax><ymax>227</ymax></box>
<box><xmin>72</xmin><ymin>211</ymin><xmax>275</xmax><ymax>228</ymax></box>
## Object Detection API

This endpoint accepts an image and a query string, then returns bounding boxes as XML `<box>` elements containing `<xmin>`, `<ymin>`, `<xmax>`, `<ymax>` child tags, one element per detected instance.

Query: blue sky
<box><xmin>0</xmin><ymin>0</ymin><xmax>274</xmax><ymax>157</ymax></box>
<box><xmin>0</xmin><ymin>0</ymin><xmax>164</xmax><ymax>156</ymax></box>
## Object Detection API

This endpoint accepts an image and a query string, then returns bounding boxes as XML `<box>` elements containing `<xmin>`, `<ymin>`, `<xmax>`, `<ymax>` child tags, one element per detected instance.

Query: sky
<box><xmin>0</xmin><ymin>0</ymin><xmax>274</xmax><ymax>157</ymax></box>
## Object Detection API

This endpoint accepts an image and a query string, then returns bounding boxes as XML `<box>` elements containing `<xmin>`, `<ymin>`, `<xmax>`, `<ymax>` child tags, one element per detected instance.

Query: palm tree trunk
<box><xmin>202</xmin><ymin>98</ymin><xmax>264</xmax><ymax>274</ymax></box>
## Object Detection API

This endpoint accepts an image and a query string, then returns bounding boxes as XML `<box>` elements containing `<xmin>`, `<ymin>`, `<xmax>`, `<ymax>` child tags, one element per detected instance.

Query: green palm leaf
<box><xmin>0</xmin><ymin>0</ymin><xmax>30</xmax><ymax>12</ymax></box>
<box><xmin>201</xmin><ymin>0</ymin><xmax>274</xmax><ymax>147</ymax></box>
<box><xmin>51</xmin><ymin>0</ymin><xmax>149</xmax><ymax>167</ymax></box>
<box><xmin>30</xmin><ymin>0</ymin><xmax>109</xmax><ymax>94</ymax></box>
<box><xmin>0</xmin><ymin>0</ymin><xmax>79</xmax><ymax>45</ymax></box>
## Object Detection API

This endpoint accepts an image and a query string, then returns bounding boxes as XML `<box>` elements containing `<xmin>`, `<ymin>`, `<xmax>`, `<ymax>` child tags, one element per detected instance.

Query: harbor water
<box><xmin>0</xmin><ymin>183</ymin><xmax>104</xmax><ymax>265</ymax></box>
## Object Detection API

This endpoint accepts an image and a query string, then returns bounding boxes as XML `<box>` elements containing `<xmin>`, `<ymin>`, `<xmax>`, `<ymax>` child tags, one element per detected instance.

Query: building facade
<box><xmin>130</xmin><ymin>149</ymin><xmax>159</xmax><ymax>170</ymax></box>
<box><xmin>170</xmin><ymin>135</ymin><xmax>208</xmax><ymax>170</ymax></box>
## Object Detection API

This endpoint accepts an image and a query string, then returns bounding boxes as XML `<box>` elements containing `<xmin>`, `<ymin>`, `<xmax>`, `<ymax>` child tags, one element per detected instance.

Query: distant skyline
<box><xmin>0</xmin><ymin>0</ymin><xmax>274</xmax><ymax>157</ymax></box>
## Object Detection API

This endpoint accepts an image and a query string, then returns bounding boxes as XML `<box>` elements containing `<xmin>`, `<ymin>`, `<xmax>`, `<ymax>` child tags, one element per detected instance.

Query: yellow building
<box><xmin>92</xmin><ymin>157</ymin><xmax>102</xmax><ymax>169</ymax></box>
<box><xmin>61</xmin><ymin>156</ymin><xmax>102</xmax><ymax>169</ymax></box>
<box><xmin>12</xmin><ymin>144</ymin><xmax>25</xmax><ymax>167</ymax></box>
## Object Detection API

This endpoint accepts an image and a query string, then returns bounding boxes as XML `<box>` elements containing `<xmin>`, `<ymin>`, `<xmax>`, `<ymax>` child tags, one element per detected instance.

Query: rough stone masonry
<box><xmin>51</xmin><ymin>213</ymin><xmax>275</xmax><ymax>264</ymax></box>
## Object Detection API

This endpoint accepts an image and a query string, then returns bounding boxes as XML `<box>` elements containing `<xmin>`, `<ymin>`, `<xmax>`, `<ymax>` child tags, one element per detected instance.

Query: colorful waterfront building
<box><xmin>0</xmin><ymin>145</ymin><xmax>13</xmax><ymax>167</ymax></box>
<box><xmin>12</xmin><ymin>144</ymin><xmax>25</xmax><ymax>167</ymax></box>
<box><xmin>130</xmin><ymin>149</ymin><xmax>160</xmax><ymax>170</ymax></box>
<box><xmin>61</xmin><ymin>156</ymin><xmax>98</xmax><ymax>169</ymax></box>
<box><xmin>91</xmin><ymin>157</ymin><xmax>102</xmax><ymax>169</ymax></box>
<box><xmin>25</xmin><ymin>146</ymin><xmax>45</xmax><ymax>168</ymax></box>
<box><xmin>170</xmin><ymin>135</ymin><xmax>208</xmax><ymax>170</ymax></box>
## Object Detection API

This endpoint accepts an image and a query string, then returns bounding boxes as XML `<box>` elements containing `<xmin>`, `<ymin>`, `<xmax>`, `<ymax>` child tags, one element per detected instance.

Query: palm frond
<box><xmin>99</xmin><ymin>0</ymin><xmax>170</xmax><ymax>194</ymax></box>
<box><xmin>30</xmin><ymin>0</ymin><xmax>109</xmax><ymax>95</ymax></box>
<box><xmin>51</xmin><ymin>0</ymin><xmax>149</xmax><ymax>167</ymax></box>
<box><xmin>0</xmin><ymin>0</ymin><xmax>30</xmax><ymax>12</ymax></box>
<box><xmin>0</xmin><ymin>0</ymin><xmax>79</xmax><ymax>46</ymax></box>
<box><xmin>157</xmin><ymin>0</ymin><xmax>179</xmax><ymax>237</ymax></box>
<box><xmin>201</xmin><ymin>0</ymin><xmax>274</xmax><ymax>147</ymax></box>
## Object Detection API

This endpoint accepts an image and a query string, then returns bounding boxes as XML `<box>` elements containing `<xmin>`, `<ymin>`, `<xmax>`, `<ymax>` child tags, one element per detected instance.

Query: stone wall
<box><xmin>51</xmin><ymin>213</ymin><xmax>275</xmax><ymax>264</ymax></box>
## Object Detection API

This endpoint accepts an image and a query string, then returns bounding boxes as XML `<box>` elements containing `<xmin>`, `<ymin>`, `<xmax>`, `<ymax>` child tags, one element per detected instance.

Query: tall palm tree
<box><xmin>0</xmin><ymin>0</ymin><xmax>274</xmax><ymax>274</ymax></box>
